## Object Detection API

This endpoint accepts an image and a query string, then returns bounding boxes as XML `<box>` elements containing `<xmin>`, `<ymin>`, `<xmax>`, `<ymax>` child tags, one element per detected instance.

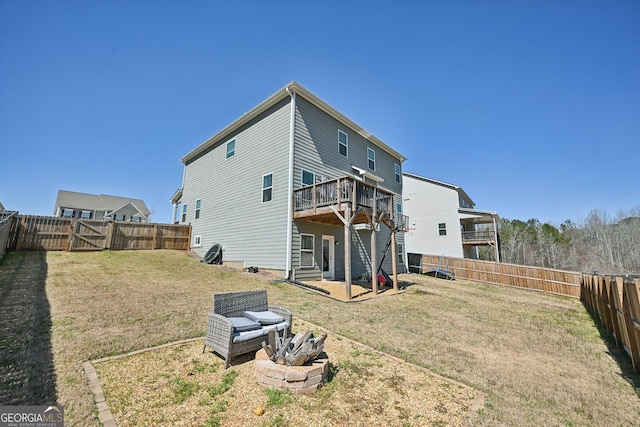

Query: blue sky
<box><xmin>1</xmin><ymin>1</ymin><xmax>638</xmax><ymax>224</ymax></box>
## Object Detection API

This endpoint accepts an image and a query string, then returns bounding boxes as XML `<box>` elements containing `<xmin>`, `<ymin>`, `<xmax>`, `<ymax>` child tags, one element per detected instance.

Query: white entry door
<box><xmin>322</xmin><ymin>235</ymin><xmax>335</xmax><ymax>280</ymax></box>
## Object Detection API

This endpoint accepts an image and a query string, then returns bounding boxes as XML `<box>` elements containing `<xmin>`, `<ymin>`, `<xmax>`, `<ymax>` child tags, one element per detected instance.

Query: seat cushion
<box><xmin>262</xmin><ymin>321</ymin><xmax>289</xmax><ymax>334</ymax></box>
<box><xmin>232</xmin><ymin>328</ymin><xmax>265</xmax><ymax>343</ymax></box>
<box><xmin>229</xmin><ymin>317</ymin><xmax>262</xmax><ymax>332</ymax></box>
<box><xmin>243</xmin><ymin>310</ymin><xmax>285</xmax><ymax>325</ymax></box>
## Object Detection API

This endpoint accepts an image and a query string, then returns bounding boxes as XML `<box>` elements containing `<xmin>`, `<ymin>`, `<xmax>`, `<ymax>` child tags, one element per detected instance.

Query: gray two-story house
<box><xmin>172</xmin><ymin>82</ymin><xmax>407</xmax><ymax>297</ymax></box>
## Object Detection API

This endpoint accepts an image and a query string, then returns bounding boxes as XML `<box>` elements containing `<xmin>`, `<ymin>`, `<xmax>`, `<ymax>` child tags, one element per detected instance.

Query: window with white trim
<box><xmin>194</xmin><ymin>235</ymin><xmax>202</xmax><ymax>246</ymax></box>
<box><xmin>300</xmin><ymin>234</ymin><xmax>314</xmax><ymax>267</ymax></box>
<box><xmin>262</xmin><ymin>173</ymin><xmax>273</xmax><ymax>203</ymax></box>
<box><xmin>338</xmin><ymin>130</ymin><xmax>348</xmax><ymax>157</ymax></box>
<box><xmin>302</xmin><ymin>170</ymin><xmax>315</xmax><ymax>186</ymax></box>
<box><xmin>398</xmin><ymin>243</ymin><xmax>404</xmax><ymax>264</ymax></box>
<box><xmin>81</xmin><ymin>210</ymin><xmax>91</xmax><ymax>219</ymax></box>
<box><xmin>62</xmin><ymin>209</ymin><xmax>74</xmax><ymax>218</ymax></box>
<box><xmin>226</xmin><ymin>139</ymin><xmax>235</xmax><ymax>159</ymax></box>
<box><xmin>131</xmin><ymin>216</ymin><xmax>140</xmax><ymax>222</ymax></box>
<box><xmin>438</xmin><ymin>223</ymin><xmax>447</xmax><ymax>236</ymax></box>
<box><xmin>115</xmin><ymin>214</ymin><xmax>125</xmax><ymax>221</ymax></box>
<box><xmin>367</xmin><ymin>147</ymin><xmax>376</xmax><ymax>170</ymax></box>
<box><xmin>181</xmin><ymin>204</ymin><xmax>187</xmax><ymax>222</ymax></box>
<box><xmin>195</xmin><ymin>199</ymin><xmax>201</xmax><ymax>219</ymax></box>
<box><xmin>394</xmin><ymin>163</ymin><xmax>401</xmax><ymax>183</ymax></box>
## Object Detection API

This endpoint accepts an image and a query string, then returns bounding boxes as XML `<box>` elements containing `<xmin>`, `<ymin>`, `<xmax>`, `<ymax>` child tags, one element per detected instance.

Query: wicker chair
<box><xmin>203</xmin><ymin>289</ymin><xmax>292</xmax><ymax>368</ymax></box>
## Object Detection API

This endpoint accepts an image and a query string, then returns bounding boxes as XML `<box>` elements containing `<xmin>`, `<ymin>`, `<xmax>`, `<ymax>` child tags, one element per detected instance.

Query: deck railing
<box><xmin>293</xmin><ymin>176</ymin><xmax>394</xmax><ymax>216</ymax></box>
<box><xmin>462</xmin><ymin>230</ymin><xmax>497</xmax><ymax>243</ymax></box>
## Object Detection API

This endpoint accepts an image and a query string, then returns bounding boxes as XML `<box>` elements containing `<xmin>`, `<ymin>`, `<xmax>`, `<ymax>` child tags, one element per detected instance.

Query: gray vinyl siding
<box><xmin>291</xmin><ymin>97</ymin><xmax>406</xmax><ymax>279</ymax></box>
<box><xmin>181</xmin><ymin>98</ymin><xmax>291</xmax><ymax>269</ymax></box>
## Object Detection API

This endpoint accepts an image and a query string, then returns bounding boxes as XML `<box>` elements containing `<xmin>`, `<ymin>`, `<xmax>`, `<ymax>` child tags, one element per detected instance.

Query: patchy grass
<box><xmin>95</xmin><ymin>322</ymin><xmax>477</xmax><ymax>426</ymax></box>
<box><xmin>1</xmin><ymin>250</ymin><xmax>639</xmax><ymax>426</ymax></box>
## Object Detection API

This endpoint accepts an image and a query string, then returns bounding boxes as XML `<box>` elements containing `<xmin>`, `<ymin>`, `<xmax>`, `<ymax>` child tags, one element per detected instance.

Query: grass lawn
<box><xmin>1</xmin><ymin>250</ymin><xmax>639</xmax><ymax>426</ymax></box>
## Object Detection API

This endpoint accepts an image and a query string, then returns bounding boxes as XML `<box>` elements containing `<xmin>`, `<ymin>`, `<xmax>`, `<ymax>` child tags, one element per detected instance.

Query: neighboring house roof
<box><xmin>181</xmin><ymin>80</ymin><xmax>407</xmax><ymax>165</ymax></box>
<box><xmin>54</xmin><ymin>190</ymin><xmax>151</xmax><ymax>218</ymax></box>
<box><xmin>0</xmin><ymin>201</ymin><xmax>4</xmax><ymax>211</ymax></box>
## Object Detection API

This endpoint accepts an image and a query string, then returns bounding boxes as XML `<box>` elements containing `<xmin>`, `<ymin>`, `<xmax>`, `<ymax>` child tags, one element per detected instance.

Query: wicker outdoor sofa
<box><xmin>203</xmin><ymin>289</ymin><xmax>292</xmax><ymax>368</ymax></box>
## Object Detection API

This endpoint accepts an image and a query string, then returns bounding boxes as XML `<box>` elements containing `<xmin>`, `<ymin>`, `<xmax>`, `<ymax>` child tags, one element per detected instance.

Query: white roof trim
<box><xmin>181</xmin><ymin>81</ymin><xmax>406</xmax><ymax>164</ymax></box>
<box><xmin>352</xmin><ymin>166</ymin><xmax>384</xmax><ymax>182</ymax></box>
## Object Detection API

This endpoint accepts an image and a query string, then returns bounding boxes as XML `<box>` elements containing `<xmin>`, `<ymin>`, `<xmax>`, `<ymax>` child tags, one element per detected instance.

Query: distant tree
<box><xmin>497</xmin><ymin>206</ymin><xmax>640</xmax><ymax>275</ymax></box>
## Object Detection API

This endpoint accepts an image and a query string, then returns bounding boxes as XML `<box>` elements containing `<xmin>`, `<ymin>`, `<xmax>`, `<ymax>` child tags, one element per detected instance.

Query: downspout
<box><xmin>285</xmin><ymin>87</ymin><xmax>296</xmax><ymax>279</ymax></box>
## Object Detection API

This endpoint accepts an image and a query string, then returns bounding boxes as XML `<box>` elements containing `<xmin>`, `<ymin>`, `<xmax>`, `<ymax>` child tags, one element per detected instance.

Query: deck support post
<box><xmin>330</xmin><ymin>205</ymin><xmax>359</xmax><ymax>301</ymax></box>
<box><xmin>391</xmin><ymin>227</ymin><xmax>398</xmax><ymax>291</ymax></box>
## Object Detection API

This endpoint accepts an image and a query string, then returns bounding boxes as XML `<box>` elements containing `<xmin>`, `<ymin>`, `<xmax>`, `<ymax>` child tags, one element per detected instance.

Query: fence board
<box><xmin>6</xmin><ymin>215</ymin><xmax>191</xmax><ymax>252</ymax></box>
<box><xmin>414</xmin><ymin>254</ymin><xmax>581</xmax><ymax>298</ymax></box>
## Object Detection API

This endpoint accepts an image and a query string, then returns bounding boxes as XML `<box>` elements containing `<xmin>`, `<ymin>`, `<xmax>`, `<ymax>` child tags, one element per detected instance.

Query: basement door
<box><xmin>322</xmin><ymin>235</ymin><xmax>335</xmax><ymax>280</ymax></box>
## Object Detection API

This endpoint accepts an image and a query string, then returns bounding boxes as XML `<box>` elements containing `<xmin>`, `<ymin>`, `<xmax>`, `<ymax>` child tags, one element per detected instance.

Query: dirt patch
<box><xmin>95</xmin><ymin>320</ymin><xmax>481</xmax><ymax>427</ymax></box>
<box><xmin>301</xmin><ymin>280</ymin><xmax>403</xmax><ymax>302</ymax></box>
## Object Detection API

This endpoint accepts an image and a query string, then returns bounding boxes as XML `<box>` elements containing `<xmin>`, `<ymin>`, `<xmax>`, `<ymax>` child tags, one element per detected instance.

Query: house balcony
<box><xmin>293</xmin><ymin>176</ymin><xmax>405</xmax><ymax>228</ymax></box>
<box><xmin>461</xmin><ymin>230</ymin><xmax>497</xmax><ymax>246</ymax></box>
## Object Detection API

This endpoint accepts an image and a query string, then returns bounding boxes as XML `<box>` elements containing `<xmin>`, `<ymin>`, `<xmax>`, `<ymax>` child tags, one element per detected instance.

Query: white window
<box><xmin>181</xmin><ymin>204</ymin><xmax>187</xmax><ymax>222</ymax></box>
<box><xmin>195</xmin><ymin>199</ymin><xmax>201</xmax><ymax>219</ymax></box>
<box><xmin>367</xmin><ymin>148</ymin><xmax>376</xmax><ymax>170</ymax></box>
<box><xmin>395</xmin><ymin>163</ymin><xmax>401</xmax><ymax>183</ymax></box>
<box><xmin>338</xmin><ymin>130</ymin><xmax>348</xmax><ymax>157</ymax></box>
<box><xmin>302</xmin><ymin>170</ymin><xmax>315</xmax><ymax>186</ymax></box>
<box><xmin>226</xmin><ymin>139</ymin><xmax>235</xmax><ymax>159</ymax></box>
<box><xmin>115</xmin><ymin>214</ymin><xmax>125</xmax><ymax>221</ymax></box>
<box><xmin>62</xmin><ymin>209</ymin><xmax>74</xmax><ymax>218</ymax></box>
<box><xmin>262</xmin><ymin>173</ymin><xmax>273</xmax><ymax>203</ymax></box>
<box><xmin>398</xmin><ymin>243</ymin><xmax>404</xmax><ymax>265</ymax></box>
<box><xmin>439</xmin><ymin>223</ymin><xmax>447</xmax><ymax>236</ymax></box>
<box><xmin>300</xmin><ymin>234</ymin><xmax>314</xmax><ymax>267</ymax></box>
<box><xmin>81</xmin><ymin>210</ymin><xmax>91</xmax><ymax>219</ymax></box>
<box><xmin>131</xmin><ymin>216</ymin><xmax>140</xmax><ymax>222</ymax></box>
<box><xmin>194</xmin><ymin>235</ymin><xmax>202</xmax><ymax>246</ymax></box>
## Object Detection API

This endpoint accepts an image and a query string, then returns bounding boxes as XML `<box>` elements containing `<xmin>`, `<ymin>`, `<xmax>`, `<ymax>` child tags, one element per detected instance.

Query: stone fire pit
<box><xmin>253</xmin><ymin>330</ymin><xmax>330</xmax><ymax>395</ymax></box>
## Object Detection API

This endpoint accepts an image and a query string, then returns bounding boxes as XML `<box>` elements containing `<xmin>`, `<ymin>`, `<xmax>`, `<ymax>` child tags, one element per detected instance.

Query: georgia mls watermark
<box><xmin>0</xmin><ymin>405</ymin><xmax>64</xmax><ymax>427</ymax></box>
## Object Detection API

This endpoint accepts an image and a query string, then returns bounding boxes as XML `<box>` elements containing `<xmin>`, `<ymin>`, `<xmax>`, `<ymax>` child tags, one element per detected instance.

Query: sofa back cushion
<box><xmin>213</xmin><ymin>289</ymin><xmax>269</xmax><ymax>318</ymax></box>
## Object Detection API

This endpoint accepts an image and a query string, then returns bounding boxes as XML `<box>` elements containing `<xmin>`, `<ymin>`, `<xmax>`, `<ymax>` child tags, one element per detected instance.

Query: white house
<box><xmin>402</xmin><ymin>172</ymin><xmax>500</xmax><ymax>261</ymax></box>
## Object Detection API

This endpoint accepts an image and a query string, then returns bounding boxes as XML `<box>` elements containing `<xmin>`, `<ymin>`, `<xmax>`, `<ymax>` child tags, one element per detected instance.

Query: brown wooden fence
<box><xmin>581</xmin><ymin>274</ymin><xmax>640</xmax><ymax>374</ymax></box>
<box><xmin>411</xmin><ymin>253</ymin><xmax>581</xmax><ymax>298</ymax></box>
<box><xmin>2</xmin><ymin>214</ymin><xmax>191</xmax><ymax>252</ymax></box>
<box><xmin>0</xmin><ymin>212</ymin><xmax>18</xmax><ymax>259</ymax></box>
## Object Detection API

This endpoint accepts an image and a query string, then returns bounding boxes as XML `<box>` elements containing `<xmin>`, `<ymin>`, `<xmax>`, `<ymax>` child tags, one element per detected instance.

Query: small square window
<box><xmin>131</xmin><ymin>216</ymin><xmax>140</xmax><ymax>222</ymax></box>
<box><xmin>262</xmin><ymin>173</ymin><xmax>273</xmax><ymax>203</ymax></box>
<box><xmin>302</xmin><ymin>170</ymin><xmax>315</xmax><ymax>186</ymax></box>
<box><xmin>367</xmin><ymin>148</ymin><xmax>376</xmax><ymax>170</ymax></box>
<box><xmin>81</xmin><ymin>210</ymin><xmax>91</xmax><ymax>219</ymax></box>
<box><xmin>63</xmin><ymin>209</ymin><xmax>74</xmax><ymax>218</ymax></box>
<box><xmin>194</xmin><ymin>235</ymin><xmax>202</xmax><ymax>246</ymax></box>
<box><xmin>438</xmin><ymin>223</ymin><xmax>447</xmax><ymax>236</ymax></box>
<box><xmin>395</xmin><ymin>163</ymin><xmax>401</xmax><ymax>183</ymax></box>
<box><xmin>226</xmin><ymin>139</ymin><xmax>235</xmax><ymax>159</ymax></box>
<box><xmin>115</xmin><ymin>214</ymin><xmax>125</xmax><ymax>221</ymax></box>
<box><xmin>338</xmin><ymin>130</ymin><xmax>348</xmax><ymax>157</ymax></box>
<box><xmin>195</xmin><ymin>199</ymin><xmax>201</xmax><ymax>219</ymax></box>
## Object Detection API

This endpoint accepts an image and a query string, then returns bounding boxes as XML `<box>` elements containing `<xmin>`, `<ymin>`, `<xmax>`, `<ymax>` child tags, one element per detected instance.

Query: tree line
<box><xmin>481</xmin><ymin>207</ymin><xmax>640</xmax><ymax>275</ymax></box>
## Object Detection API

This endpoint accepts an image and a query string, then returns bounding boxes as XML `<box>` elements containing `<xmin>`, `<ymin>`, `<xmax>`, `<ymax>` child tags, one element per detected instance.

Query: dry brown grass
<box><xmin>95</xmin><ymin>319</ymin><xmax>478</xmax><ymax>426</ymax></box>
<box><xmin>2</xmin><ymin>250</ymin><xmax>639</xmax><ymax>426</ymax></box>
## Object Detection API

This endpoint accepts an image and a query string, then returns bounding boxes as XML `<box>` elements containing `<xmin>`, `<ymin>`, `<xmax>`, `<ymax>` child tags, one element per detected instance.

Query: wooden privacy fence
<box><xmin>0</xmin><ymin>212</ymin><xmax>18</xmax><ymax>259</ymax></box>
<box><xmin>410</xmin><ymin>253</ymin><xmax>581</xmax><ymax>298</ymax></box>
<box><xmin>581</xmin><ymin>274</ymin><xmax>640</xmax><ymax>374</ymax></box>
<box><xmin>3</xmin><ymin>214</ymin><xmax>191</xmax><ymax>252</ymax></box>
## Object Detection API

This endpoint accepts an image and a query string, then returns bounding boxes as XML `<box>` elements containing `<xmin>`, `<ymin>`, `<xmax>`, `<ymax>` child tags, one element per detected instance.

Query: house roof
<box><xmin>54</xmin><ymin>190</ymin><xmax>151</xmax><ymax>216</ymax></box>
<box><xmin>0</xmin><ymin>201</ymin><xmax>4</xmax><ymax>211</ymax></box>
<box><xmin>181</xmin><ymin>81</ymin><xmax>407</xmax><ymax>164</ymax></box>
